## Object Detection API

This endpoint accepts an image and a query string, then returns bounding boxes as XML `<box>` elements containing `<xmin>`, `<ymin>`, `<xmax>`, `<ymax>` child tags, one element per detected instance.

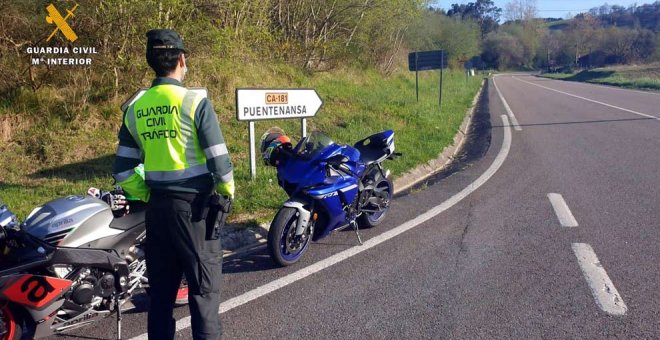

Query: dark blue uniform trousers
<box><xmin>145</xmin><ymin>192</ymin><xmax>222</xmax><ymax>340</ymax></box>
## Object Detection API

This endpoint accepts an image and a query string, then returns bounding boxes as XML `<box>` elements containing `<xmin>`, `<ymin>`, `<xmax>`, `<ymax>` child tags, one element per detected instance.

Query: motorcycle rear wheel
<box><xmin>143</xmin><ymin>278</ymin><xmax>189</xmax><ymax>306</ymax></box>
<box><xmin>136</xmin><ymin>232</ymin><xmax>189</xmax><ymax>306</ymax></box>
<box><xmin>174</xmin><ymin>278</ymin><xmax>189</xmax><ymax>306</ymax></box>
<box><xmin>268</xmin><ymin>207</ymin><xmax>312</xmax><ymax>267</ymax></box>
<box><xmin>358</xmin><ymin>175</ymin><xmax>393</xmax><ymax>228</ymax></box>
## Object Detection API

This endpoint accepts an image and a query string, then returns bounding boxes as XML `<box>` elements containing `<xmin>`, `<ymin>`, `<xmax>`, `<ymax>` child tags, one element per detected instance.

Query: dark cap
<box><xmin>146</xmin><ymin>29</ymin><xmax>188</xmax><ymax>54</ymax></box>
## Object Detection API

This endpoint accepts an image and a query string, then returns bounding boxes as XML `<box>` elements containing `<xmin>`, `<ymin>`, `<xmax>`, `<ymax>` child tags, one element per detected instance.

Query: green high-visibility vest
<box><xmin>124</xmin><ymin>84</ymin><xmax>209</xmax><ymax>182</ymax></box>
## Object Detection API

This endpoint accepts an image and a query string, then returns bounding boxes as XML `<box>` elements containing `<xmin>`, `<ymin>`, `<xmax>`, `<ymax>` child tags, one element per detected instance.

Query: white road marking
<box><xmin>129</xmin><ymin>115</ymin><xmax>514</xmax><ymax>340</ymax></box>
<box><xmin>513</xmin><ymin>76</ymin><xmax>660</xmax><ymax>121</ymax></box>
<box><xmin>493</xmin><ymin>76</ymin><xmax>523</xmax><ymax>131</ymax></box>
<box><xmin>572</xmin><ymin>243</ymin><xmax>628</xmax><ymax>316</ymax></box>
<box><xmin>547</xmin><ymin>193</ymin><xmax>579</xmax><ymax>227</ymax></box>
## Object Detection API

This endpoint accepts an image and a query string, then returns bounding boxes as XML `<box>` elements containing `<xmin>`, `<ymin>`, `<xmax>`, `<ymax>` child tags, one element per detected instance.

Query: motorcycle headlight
<box><xmin>0</xmin><ymin>205</ymin><xmax>17</xmax><ymax>251</ymax></box>
<box><xmin>0</xmin><ymin>223</ymin><xmax>6</xmax><ymax>251</ymax></box>
<box><xmin>0</xmin><ymin>205</ymin><xmax>18</xmax><ymax>230</ymax></box>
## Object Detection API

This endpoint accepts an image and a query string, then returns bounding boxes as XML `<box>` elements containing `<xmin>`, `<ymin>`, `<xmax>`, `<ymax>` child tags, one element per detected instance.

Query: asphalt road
<box><xmin>53</xmin><ymin>75</ymin><xmax>660</xmax><ymax>339</ymax></box>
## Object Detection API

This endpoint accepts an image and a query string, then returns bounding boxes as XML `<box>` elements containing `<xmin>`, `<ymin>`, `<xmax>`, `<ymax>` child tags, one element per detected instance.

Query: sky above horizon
<box><xmin>437</xmin><ymin>0</ymin><xmax>658</xmax><ymax>19</ymax></box>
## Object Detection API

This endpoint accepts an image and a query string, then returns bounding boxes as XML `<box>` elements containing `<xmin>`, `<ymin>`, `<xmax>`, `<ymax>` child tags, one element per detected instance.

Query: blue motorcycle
<box><xmin>261</xmin><ymin>128</ymin><xmax>400</xmax><ymax>266</ymax></box>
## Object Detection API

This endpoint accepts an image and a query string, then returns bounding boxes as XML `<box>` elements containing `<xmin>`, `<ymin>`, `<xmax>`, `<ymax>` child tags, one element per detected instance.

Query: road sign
<box><xmin>408</xmin><ymin>50</ymin><xmax>448</xmax><ymax>108</ymax></box>
<box><xmin>408</xmin><ymin>50</ymin><xmax>448</xmax><ymax>71</ymax></box>
<box><xmin>236</xmin><ymin>88</ymin><xmax>324</xmax><ymax>179</ymax></box>
<box><xmin>235</xmin><ymin>89</ymin><xmax>323</xmax><ymax>121</ymax></box>
<box><xmin>120</xmin><ymin>87</ymin><xmax>208</xmax><ymax>112</ymax></box>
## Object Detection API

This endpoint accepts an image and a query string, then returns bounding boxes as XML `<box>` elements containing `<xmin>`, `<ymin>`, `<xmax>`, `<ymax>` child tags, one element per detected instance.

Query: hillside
<box><xmin>0</xmin><ymin>1</ymin><xmax>484</xmax><ymax>221</ymax></box>
<box><xmin>0</xmin><ymin>60</ymin><xmax>483</xmax><ymax>221</ymax></box>
<box><xmin>477</xmin><ymin>2</ymin><xmax>659</xmax><ymax>70</ymax></box>
<box><xmin>541</xmin><ymin>63</ymin><xmax>660</xmax><ymax>90</ymax></box>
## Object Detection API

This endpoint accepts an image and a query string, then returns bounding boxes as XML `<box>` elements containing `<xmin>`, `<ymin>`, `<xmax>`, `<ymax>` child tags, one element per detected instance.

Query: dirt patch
<box><xmin>0</xmin><ymin>115</ymin><xmax>25</xmax><ymax>143</ymax></box>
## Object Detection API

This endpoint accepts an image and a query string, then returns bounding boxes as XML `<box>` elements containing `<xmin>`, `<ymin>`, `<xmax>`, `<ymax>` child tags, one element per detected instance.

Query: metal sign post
<box><xmin>464</xmin><ymin>60</ymin><xmax>474</xmax><ymax>85</ymax></box>
<box><xmin>248</xmin><ymin>121</ymin><xmax>256</xmax><ymax>179</ymax></box>
<box><xmin>236</xmin><ymin>88</ymin><xmax>323</xmax><ymax>180</ymax></box>
<box><xmin>439</xmin><ymin>52</ymin><xmax>444</xmax><ymax>110</ymax></box>
<box><xmin>408</xmin><ymin>50</ymin><xmax>448</xmax><ymax>107</ymax></box>
<box><xmin>415</xmin><ymin>53</ymin><xmax>419</xmax><ymax>102</ymax></box>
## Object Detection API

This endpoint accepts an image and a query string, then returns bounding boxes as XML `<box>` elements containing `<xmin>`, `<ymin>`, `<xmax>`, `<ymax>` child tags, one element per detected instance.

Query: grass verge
<box><xmin>540</xmin><ymin>63</ymin><xmax>660</xmax><ymax>91</ymax></box>
<box><xmin>0</xmin><ymin>63</ymin><xmax>483</xmax><ymax>224</ymax></box>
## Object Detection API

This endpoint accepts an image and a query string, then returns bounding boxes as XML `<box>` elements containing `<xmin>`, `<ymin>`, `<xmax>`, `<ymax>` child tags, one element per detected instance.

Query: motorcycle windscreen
<box><xmin>294</xmin><ymin>131</ymin><xmax>335</xmax><ymax>160</ymax></box>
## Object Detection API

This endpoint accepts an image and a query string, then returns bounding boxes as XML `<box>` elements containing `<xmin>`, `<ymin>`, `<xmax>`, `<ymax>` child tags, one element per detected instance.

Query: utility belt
<box><xmin>149</xmin><ymin>190</ymin><xmax>232</xmax><ymax>240</ymax></box>
<box><xmin>205</xmin><ymin>193</ymin><xmax>232</xmax><ymax>240</ymax></box>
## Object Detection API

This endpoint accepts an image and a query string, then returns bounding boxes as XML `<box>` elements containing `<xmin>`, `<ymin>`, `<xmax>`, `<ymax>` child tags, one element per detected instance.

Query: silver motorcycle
<box><xmin>19</xmin><ymin>191</ymin><xmax>188</xmax><ymax>334</ymax></box>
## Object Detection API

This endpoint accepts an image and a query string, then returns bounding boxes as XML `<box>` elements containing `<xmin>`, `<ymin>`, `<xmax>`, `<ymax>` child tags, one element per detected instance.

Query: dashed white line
<box><xmin>129</xmin><ymin>115</ymin><xmax>514</xmax><ymax>340</ymax></box>
<box><xmin>572</xmin><ymin>243</ymin><xmax>628</xmax><ymax>316</ymax></box>
<box><xmin>547</xmin><ymin>193</ymin><xmax>579</xmax><ymax>227</ymax></box>
<box><xmin>493</xmin><ymin>76</ymin><xmax>522</xmax><ymax>131</ymax></box>
<box><xmin>513</xmin><ymin>76</ymin><xmax>660</xmax><ymax>121</ymax></box>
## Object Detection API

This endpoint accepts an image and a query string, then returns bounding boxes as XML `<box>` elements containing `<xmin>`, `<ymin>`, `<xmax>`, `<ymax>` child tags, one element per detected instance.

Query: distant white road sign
<box><xmin>236</xmin><ymin>89</ymin><xmax>323</xmax><ymax>121</ymax></box>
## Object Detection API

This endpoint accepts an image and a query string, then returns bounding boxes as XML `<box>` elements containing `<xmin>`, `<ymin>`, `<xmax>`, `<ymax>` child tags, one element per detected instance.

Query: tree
<box><xmin>566</xmin><ymin>14</ymin><xmax>602</xmax><ymax>66</ymax></box>
<box><xmin>407</xmin><ymin>11</ymin><xmax>481</xmax><ymax>67</ymax></box>
<box><xmin>481</xmin><ymin>31</ymin><xmax>525</xmax><ymax>69</ymax></box>
<box><xmin>601</xmin><ymin>27</ymin><xmax>637</xmax><ymax>64</ymax></box>
<box><xmin>504</xmin><ymin>0</ymin><xmax>538</xmax><ymax>22</ymax></box>
<box><xmin>447</xmin><ymin>0</ymin><xmax>502</xmax><ymax>37</ymax></box>
<box><xmin>266</xmin><ymin>0</ymin><xmax>425</xmax><ymax>71</ymax></box>
<box><xmin>630</xmin><ymin>29</ymin><xmax>656</xmax><ymax>62</ymax></box>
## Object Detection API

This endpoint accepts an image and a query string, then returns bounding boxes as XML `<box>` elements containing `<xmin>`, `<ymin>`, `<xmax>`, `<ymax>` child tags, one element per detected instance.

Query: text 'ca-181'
<box><xmin>235</xmin><ymin>89</ymin><xmax>323</xmax><ymax>121</ymax></box>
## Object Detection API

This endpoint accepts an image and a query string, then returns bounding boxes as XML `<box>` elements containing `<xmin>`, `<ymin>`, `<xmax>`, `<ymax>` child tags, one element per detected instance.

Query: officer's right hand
<box><xmin>216</xmin><ymin>180</ymin><xmax>235</xmax><ymax>200</ymax></box>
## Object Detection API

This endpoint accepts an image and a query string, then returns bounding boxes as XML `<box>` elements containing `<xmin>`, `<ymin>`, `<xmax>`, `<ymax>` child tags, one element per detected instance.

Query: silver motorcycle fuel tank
<box><xmin>23</xmin><ymin>195</ymin><xmax>119</xmax><ymax>247</ymax></box>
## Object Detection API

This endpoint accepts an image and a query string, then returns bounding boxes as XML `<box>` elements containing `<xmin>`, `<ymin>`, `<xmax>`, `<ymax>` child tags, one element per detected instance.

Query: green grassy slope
<box><xmin>541</xmin><ymin>63</ymin><xmax>660</xmax><ymax>91</ymax></box>
<box><xmin>0</xmin><ymin>63</ymin><xmax>483</xmax><ymax>224</ymax></box>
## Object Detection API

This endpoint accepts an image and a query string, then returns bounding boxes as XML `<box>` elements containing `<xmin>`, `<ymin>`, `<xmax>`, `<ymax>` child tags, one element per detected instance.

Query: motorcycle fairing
<box><xmin>305</xmin><ymin>176</ymin><xmax>360</xmax><ymax>239</ymax></box>
<box><xmin>0</xmin><ymin>274</ymin><xmax>71</xmax><ymax>310</ymax></box>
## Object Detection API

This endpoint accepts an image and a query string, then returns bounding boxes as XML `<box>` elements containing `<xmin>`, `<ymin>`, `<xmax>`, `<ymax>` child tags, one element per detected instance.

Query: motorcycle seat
<box><xmin>354</xmin><ymin>136</ymin><xmax>391</xmax><ymax>165</ymax></box>
<box><xmin>109</xmin><ymin>202</ymin><xmax>146</xmax><ymax>231</ymax></box>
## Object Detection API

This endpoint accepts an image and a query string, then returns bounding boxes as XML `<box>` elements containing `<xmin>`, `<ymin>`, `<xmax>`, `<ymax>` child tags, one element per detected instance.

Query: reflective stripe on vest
<box><xmin>124</xmin><ymin>85</ymin><xmax>207</xmax><ymax>182</ymax></box>
<box><xmin>116</xmin><ymin>145</ymin><xmax>142</xmax><ymax>160</ymax></box>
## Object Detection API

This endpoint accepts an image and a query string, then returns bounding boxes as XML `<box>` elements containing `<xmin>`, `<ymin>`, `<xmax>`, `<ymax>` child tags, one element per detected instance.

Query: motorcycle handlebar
<box><xmin>1</xmin><ymin>225</ymin><xmax>51</xmax><ymax>255</ymax></box>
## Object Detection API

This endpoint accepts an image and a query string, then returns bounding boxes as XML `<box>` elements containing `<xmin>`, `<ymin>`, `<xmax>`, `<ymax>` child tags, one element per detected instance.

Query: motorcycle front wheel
<box><xmin>0</xmin><ymin>304</ymin><xmax>32</xmax><ymax>340</ymax></box>
<box><xmin>267</xmin><ymin>207</ymin><xmax>312</xmax><ymax>267</ymax></box>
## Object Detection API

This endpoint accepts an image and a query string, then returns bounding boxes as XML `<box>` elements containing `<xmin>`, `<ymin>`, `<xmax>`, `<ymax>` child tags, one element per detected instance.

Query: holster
<box><xmin>205</xmin><ymin>193</ymin><xmax>232</xmax><ymax>240</ymax></box>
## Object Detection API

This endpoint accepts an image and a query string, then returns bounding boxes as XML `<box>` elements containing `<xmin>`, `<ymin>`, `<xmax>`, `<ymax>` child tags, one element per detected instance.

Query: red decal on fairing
<box><xmin>1</xmin><ymin>275</ymin><xmax>71</xmax><ymax>309</ymax></box>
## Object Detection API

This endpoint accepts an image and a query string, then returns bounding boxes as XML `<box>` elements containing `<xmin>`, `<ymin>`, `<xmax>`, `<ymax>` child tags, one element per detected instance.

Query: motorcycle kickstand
<box><xmin>351</xmin><ymin>220</ymin><xmax>363</xmax><ymax>245</ymax></box>
<box><xmin>115</xmin><ymin>295</ymin><xmax>122</xmax><ymax>340</ymax></box>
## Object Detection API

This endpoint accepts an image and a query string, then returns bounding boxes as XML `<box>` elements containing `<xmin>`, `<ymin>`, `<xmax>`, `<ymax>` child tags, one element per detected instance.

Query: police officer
<box><xmin>112</xmin><ymin>29</ymin><xmax>234</xmax><ymax>340</ymax></box>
